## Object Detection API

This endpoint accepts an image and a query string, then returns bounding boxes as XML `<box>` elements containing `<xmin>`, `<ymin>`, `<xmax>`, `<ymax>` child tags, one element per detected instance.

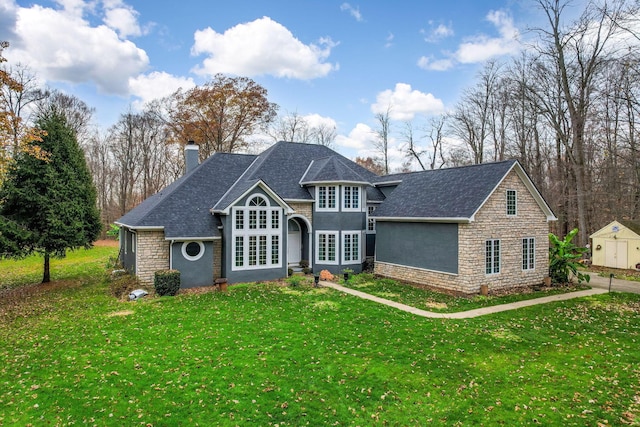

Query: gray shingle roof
<box><xmin>117</xmin><ymin>152</ymin><xmax>256</xmax><ymax>238</ymax></box>
<box><xmin>220</xmin><ymin>141</ymin><xmax>380</xmax><ymax>203</ymax></box>
<box><xmin>117</xmin><ymin>141</ymin><xmax>384</xmax><ymax>238</ymax></box>
<box><xmin>300</xmin><ymin>156</ymin><xmax>373</xmax><ymax>185</ymax></box>
<box><xmin>372</xmin><ymin>160</ymin><xmax>518</xmax><ymax>220</ymax></box>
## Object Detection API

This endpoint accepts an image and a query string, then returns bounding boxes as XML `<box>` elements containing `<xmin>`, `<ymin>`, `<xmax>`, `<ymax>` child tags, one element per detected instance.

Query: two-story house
<box><xmin>116</xmin><ymin>141</ymin><xmax>556</xmax><ymax>294</ymax></box>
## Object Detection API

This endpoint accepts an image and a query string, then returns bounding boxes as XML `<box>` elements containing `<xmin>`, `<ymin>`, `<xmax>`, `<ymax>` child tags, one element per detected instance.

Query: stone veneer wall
<box><xmin>213</xmin><ymin>239</ymin><xmax>222</xmax><ymax>278</ymax></box>
<box><xmin>136</xmin><ymin>230</ymin><xmax>170</xmax><ymax>286</ymax></box>
<box><xmin>375</xmin><ymin>170</ymin><xmax>550</xmax><ymax>294</ymax></box>
<box><xmin>287</xmin><ymin>202</ymin><xmax>313</xmax><ymax>226</ymax></box>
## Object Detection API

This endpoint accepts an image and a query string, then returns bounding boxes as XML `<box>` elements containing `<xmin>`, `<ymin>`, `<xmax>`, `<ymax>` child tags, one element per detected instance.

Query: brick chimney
<box><xmin>185</xmin><ymin>141</ymin><xmax>199</xmax><ymax>175</ymax></box>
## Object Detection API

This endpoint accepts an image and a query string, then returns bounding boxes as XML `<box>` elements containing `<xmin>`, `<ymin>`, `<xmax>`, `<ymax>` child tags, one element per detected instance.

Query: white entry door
<box><xmin>605</xmin><ymin>240</ymin><xmax>628</xmax><ymax>269</ymax></box>
<box><xmin>288</xmin><ymin>219</ymin><xmax>301</xmax><ymax>265</ymax></box>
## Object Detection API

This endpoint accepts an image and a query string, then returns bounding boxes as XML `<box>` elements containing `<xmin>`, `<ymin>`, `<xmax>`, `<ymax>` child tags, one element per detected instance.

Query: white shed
<box><xmin>590</xmin><ymin>220</ymin><xmax>640</xmax><ymax>270</ymax></box>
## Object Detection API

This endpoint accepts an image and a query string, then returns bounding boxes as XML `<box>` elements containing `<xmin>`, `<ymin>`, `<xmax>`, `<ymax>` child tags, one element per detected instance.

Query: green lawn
<box><xmin>1</xmin><ymin>249</ymin><xmax>639</xmax><ymax>426</ymax></box>
<box><xmin>339</xmin><ymin>273</ymin><xmax>590</xmax><ymax>313</ymax></box>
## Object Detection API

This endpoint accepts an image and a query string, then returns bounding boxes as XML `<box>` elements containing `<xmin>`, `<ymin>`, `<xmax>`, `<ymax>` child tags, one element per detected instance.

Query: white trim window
<box><xmin>522</xmin><ymin>237</ymin><xmax>535</xmax><ymax>271</ymax></box>
<box><xmin>232</xmin><ymin>195</ymin><xmax>282</xmax><ymax>271</ymax></box>
<box><xmin>342</xmin><ymin>231</ymin><xmax>361</xmax><ymax>264</ymax></box>
<box><xmin>316</xmin><ymin>231</ymin><xmax>338</xmax><ymax>264</ymax></box>
<box><xmin>316</xmin><ymin>185</ymin><xmax>338</xmax><ymax>211</ymax></box>
<box><xmin>506</xmin><ymin>189</ymin><xmax>517</xmax><ymax>216</ymax></box>
<box><xmin>485</xmin><ymin>239</ymin><xmax>500</xmax><ymax>274</ymax></box>
<box><xmin>367</xmin><ymin>205</ymin><xmax>376</xmax><ymax>232</ymax></box>
<box><xmin>182</xmin><ymin>241</ymin><xmax>204</xmax><ymax>261</ymax></box>
<box><xmin>342</xmin><ymin>186</ymin><xmax>360</xmax><ymax>211</ymax></box>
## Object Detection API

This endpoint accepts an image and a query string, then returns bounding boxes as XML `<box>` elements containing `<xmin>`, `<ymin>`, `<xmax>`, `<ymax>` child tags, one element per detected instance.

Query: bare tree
<box><xmin>531</xmin><ymin>0</ymin><xmax>636</xmax><ymax>244</ymax></box>
<box><xmin>267</xmin><ymin>111</ymin><xmax>311</xmax><ymax>143</ymax></box>
<box><xmin>309</xmin><ymin>122</ymin><xmax>337</xmax><ymax>148</ymax></box>
<box><xmin>402</xmin><ymin>121</ymin><xmax>426</xmax><ymax>171</ymax></box>
<box><xmin>0</xmin><ymin>63</ymin><xmax>48</xmax><ymax>151</ymax></box>
<box><xmin>35</xmin><ymin>90</ymin><xmax>95</xmax><ymax>142</ymax></box>
<box><xmin>373</xmin><ymin>106</ymin><xmax>392</xmax><ymax>174</ymax></box>
<box><xmin>449</xmin><ymin>61</ymin><xmax>503</xmax><ymax>164</ymax></box>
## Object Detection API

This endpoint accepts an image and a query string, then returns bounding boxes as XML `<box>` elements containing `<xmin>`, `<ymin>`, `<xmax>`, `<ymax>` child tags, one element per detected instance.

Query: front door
<box><xmin>288</xmin><ymin>219</ymin><xmax>301</xmax><ymax>265</ymax></box>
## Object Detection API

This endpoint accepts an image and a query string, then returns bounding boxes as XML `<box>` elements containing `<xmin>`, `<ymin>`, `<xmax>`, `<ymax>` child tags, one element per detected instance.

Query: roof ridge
<box><xmin>375</xmin><ymin>159</ymin><xmax>518</xmax><ymax>181</ymax></box>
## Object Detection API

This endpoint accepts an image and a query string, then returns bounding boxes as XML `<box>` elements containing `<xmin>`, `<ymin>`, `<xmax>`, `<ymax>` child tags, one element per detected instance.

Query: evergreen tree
<box><xmin>0</xmin><ymin>110</ymin><xmax>101</xmax><ymax>282</ymax></box>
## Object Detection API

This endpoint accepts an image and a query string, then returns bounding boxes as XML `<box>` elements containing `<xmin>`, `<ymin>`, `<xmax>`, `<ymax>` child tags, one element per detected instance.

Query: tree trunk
<box><xmin>42</xmin><ymin>252</ymin><xmax>50</xmax><ymax>283</ymax></box>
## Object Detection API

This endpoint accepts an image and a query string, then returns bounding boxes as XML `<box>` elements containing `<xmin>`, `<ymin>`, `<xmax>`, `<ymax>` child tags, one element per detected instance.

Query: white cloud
<box><xmin>191</xmin><ymin>16</ymin><xmax>338</xmax><ymax>80</ymax></box>
<box><xmin>371</xmin><ymin>83</ymin><xmax>445</xmax><ymax>121</ymax></box>
<box><xmin>0</xmin><ymin>0</ymin><xmax>18</xmax><ymax>41</ymax></box>
<box><xmin>103</xmin><ymin>1</ymin><xmax>144</xmax><ymax>38</ymax></box>
<box><xmin>420</xmin><ymin>10</ymin><xmax>520</xmax><ymax>71</ymax></box>
<box><xmin>55</xmin><ymin>0</ymin><xmax>87</xmax><ymax>18</ymax></box>
<box><xmin>335</xmin><ymin>123</ymin><xmax>373</xmax><ymax>150</ymax></box>
<box><xmin>302</xmin><ymin>113</ymin><xmax>337</xmax><ymax>130</ymax></box>
<box><xmin>422</xmin><ymin>21</ymin><xmax>454</xmax><ymax>43</ymax></box>
<box><xmin>417</xmin><ymin>56</ymin><xmax>454</xmax><ymax>71</ymax></box>
<box><xmin>455</xmin><ymin>10</ymin><xmax>520</xmax><ymax>63</ymax></box>
<box><xmin>129</xmin><ymin>71</ymin><xmax>196</xmax><ymax>109</ymax></box>
<box><xmin>340</xmin><ymin>3</ymin><xmax>363</xmax><ymax>22</ymax></box>
<box><xmin>385</xmin><ymin>32</ymin><xmax>394</xmax><ymax>48</ymax></box>
<box><xmin>4</xmin><ymin>1</ymin><xmax>149</xmax><ymax>95</ymax></box>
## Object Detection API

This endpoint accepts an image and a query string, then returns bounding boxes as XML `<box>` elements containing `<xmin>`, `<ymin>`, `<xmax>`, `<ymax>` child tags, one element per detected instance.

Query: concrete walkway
<box><xmin>588</xmin><ymin>274</ymin><xmax>640</xmax><ymax>294</ymax></box>
<box><xmin>320</xmin><ymin>281</ymin><xmax>609</xmax><ymax>319</ymax></box>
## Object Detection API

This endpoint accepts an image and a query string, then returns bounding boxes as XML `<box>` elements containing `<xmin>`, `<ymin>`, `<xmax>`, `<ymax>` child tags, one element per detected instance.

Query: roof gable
<box><xmin>590</xmin><ymin>220</ymin><xmax>640</xmax><ymax>239</ymax></box>
<box><xmin>373</xmin><ymin>160</ymin><xmax>556</xmax><ymax>222</ymax></box>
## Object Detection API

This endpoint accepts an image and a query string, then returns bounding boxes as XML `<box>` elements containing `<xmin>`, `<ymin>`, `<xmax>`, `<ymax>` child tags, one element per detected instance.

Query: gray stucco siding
<box><xmin>313</xmin><ymin>211</ymin><xmax>365</xmax><ymax>231</ymax></box>
<box><xmin>227</xmin><ymin>267</ymin><xmax>288</xmax><ymax>284</ymax></box>
<box><xmin>171</xmin><ymin>241</ymin><xmax>215</xmax><ymax>287</ymax></box>
<box><xmin>120</xmin><ymin>228</ymin><xmax>136</xmax><ymax>274</ymax></box>
<box><xmin>375</xmin><ymin>222</ymin><xmax>458</xmax><ymax>274</ymax></box>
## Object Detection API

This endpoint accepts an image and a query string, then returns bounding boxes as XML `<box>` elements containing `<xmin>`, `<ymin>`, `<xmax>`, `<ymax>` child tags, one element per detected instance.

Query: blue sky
<box><xmin>0</xmin><ymin>0</ymin><xmax>564</xmax><ymax>167</ymax></box>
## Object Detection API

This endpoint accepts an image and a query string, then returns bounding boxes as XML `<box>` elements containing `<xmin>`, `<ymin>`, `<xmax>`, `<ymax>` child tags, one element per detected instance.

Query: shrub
<box><xmin>549</xmin><ymin>228</ymin><xmax>590</xmax><ymax>284</ymax></box>
<box><xmin>300</xmin><ymin>260</ymin><xmax>309</xmax><ymax>269</ymax></box>
<box><xmin>286</xmin><ymin>275</ymin><xmax>304</xmax><ymax>287</ymax></box>
<box><xmin>154</xmin><ymin>270</ymin><xmax>181</xmax><ymax>296</ymax></box>
<box><xmin>302</xmin><ymin>267</ymin><xmax>312</xmax><ymax>275</ymax></box>
<box><xmin>109</xmin><ymin>271</ymin><xmax>143</xmax><ymax>299</ymax></box>
<box><xmin>288</xmin><ymin>268</ymin><xmax>293</xmax><ymax>277</ymax></box>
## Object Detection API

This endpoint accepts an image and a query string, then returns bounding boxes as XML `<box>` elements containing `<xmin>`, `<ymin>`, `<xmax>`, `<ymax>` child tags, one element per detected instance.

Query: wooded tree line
<box><xmin>1</xmin><ymin>0</ymin><xmax>639</xmax><ymax>246</ymax></box>
<box><xmin>374</xmin><ymin>0</ymin><xmax>640</xmax><ymax>245</ymax></box>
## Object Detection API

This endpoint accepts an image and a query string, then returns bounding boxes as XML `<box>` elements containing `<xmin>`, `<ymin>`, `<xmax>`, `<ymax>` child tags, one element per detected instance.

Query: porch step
<box><xmin>289</xmin><ymin>265</ymin><xmax>305</xmax><ymax>276</ymax></box>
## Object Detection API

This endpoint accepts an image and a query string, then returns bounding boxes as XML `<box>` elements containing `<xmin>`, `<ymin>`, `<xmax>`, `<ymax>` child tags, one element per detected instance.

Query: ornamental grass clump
<box><xmin>154</xmin><ymin>269</ymin><xmax>180</xmax><ymax>296</ymax></box>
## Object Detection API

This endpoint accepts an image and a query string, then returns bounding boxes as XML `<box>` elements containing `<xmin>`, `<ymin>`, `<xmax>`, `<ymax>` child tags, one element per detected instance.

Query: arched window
<box><xmin>249</xmin><ymin>196</ymin><xmax>267</xmax><ymax>206</ymax></box>
<box><xmin>232</xmin><ymin>193</ymin><xmax>282</xmax><ymax>271</ymax></box>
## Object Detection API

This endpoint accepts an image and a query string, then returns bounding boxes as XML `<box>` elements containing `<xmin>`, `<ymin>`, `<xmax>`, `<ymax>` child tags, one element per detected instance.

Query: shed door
<box><xmin>605</xmin><ymin>240</ymin><xmax>628</xmax><ymax>269</ymax></box>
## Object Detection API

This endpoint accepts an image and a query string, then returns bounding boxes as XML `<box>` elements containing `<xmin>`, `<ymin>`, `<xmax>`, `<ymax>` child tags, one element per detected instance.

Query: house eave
<box><xmin>374</xmin><ymin>179</ymin><xmax>403</xmax><ymax>187</ymax></box>
<box><xmin>374</xmin><ymin>216</ymin><xmax>472</xmax><ymax>223</ymax></box>
<box><xmin>165</xmin><ymin>236</ymin><xmax>221</xmax><ymax>241</ymax></box>
<box><xmin>284</xmin><ymin>198</ymin><xmax>313</xmax><ymax>203</ymax></box>
<box><xmin>299</xmin><ymin>180</ymin><xmax>372</xmax><ymax>186</ymax></box>
<box><xmin>115</xmin><ymin>223</ymin><xmax>165</xmax><ymax>231</ymax></box>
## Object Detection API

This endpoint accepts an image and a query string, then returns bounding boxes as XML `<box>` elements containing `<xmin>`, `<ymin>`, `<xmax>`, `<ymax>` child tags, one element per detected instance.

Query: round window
<box><xmin>181</xmin><ymin>241</ymin><xmax>204</xmax><ymax>261</ymax></box>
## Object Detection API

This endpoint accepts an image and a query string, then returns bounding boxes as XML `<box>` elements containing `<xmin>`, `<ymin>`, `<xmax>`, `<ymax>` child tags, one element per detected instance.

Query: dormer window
<box><xmin>506</xmin><ymin>190</ymin><xmax>517</xmax><ymax>216</ymax></box>
<box><xmin>342</xmin><ymin>186</ymin><xmax>360</xmax><ymax>211</ymax></box>
<box><xmin>316</xmin><ymin>186</ymin><xmax>338</xmax><ymax>211</ymax></box>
